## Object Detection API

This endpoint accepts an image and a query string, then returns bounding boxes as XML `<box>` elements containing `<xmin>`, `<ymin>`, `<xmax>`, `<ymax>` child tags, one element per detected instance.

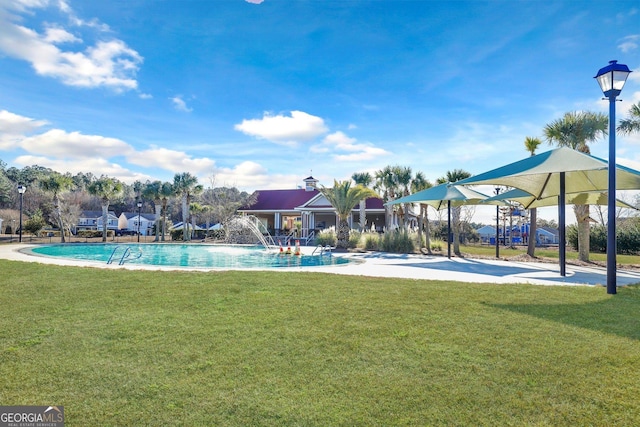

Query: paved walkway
<box><xmin>323</xmin><ymin>252</ymin><xmax>640</xmax><ymax>287</ymax></box>
<box><xmin>2</xmin><ymin>243</ymin><xmax>640</xmax><ymax>288</ymax></box>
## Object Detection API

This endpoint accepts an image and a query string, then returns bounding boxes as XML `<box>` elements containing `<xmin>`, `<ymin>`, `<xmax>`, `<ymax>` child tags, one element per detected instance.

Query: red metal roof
<box><xmin>242</xmin><ymin>188</ymin><xmax>385</xmax><ymax>212</ymax></box>
<box><xmin>245</xmin><ymin>189</ymin><xmax>320</xmax><ymax>211</ymax></box>
<box><xmin>364</xmin><ymin>197</ymin><xmax>385</xmax><ymax>209</ymax></box>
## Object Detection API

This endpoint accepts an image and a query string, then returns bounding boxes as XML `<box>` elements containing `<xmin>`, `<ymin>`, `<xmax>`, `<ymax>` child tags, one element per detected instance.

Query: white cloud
<box><xmin>333</xmin><ymin>146</ymin><xmax>390</xmax><ymax>162</ymax></box>
<box><xmin>234</xmin><ymin>110</ymin><xmax>329</xmax><ymax>146</ymax></box>
<box><xmin>0</xmin><ymin>1</ymin><xmax>142</xmax><ymax>91</ymax></box>
<box><xmin>0</xmin><ymin>110</ymin><xmax>49</xmax><ymax>149</ymax></box>
<box><xmin>139</xmin><ymin>93</ymin><xmax>153</xmax><ymax>99</ymax></box>
<box><xmin>323</xmin><ymin>131</ymin><xmax>357</xmax><ymax>147</ymax></box>
<box><xmin>618</xmin><ymin>35</ymin><xmax>640</xmax><ymax>53</ymax></box>
<box><xmin>311</xmin><ymin>131</ymin><xmax>390</xmax><ymax>162</ymax></box>
<box><xmin>626</xmin><ymin>66</ymin><xmax>640</xmax><ymax>84</ymax></box>
<box><xmin>127</xmin><ymin>147</ymin><xmax>215</xmax><ymax>174</ymax></box>
<box><xmin>209</xmin><ymin>161</ymin><xmax>270</xmax><ymax>189</ymax></box>
<box><xmin>245</xmin><ymin>0</ymin><xmax>264</xmax><ymax>4</ymax></box>
<box><xmin>20</xmin><ymin>129</ymin><xmax>134</xmax><ymax>158</ymax></box>
<box><xmin>43</xmin><ymin>25</ymin><xmax>81</xmax><ymax>44</ymax></box>
<box><xmin>170</xmin><ymin>95</ymin><xmax>193</xmax><ymax>112</ymax></box>
<box><xmin>0</xmin><ymin>108</ymin><xmax>223</xmax><ymax>183</ymax></box>
<box><xmin>0</xmin><ymin>109</ymin><xmax>48</xmax><ymax>135</ymax></box>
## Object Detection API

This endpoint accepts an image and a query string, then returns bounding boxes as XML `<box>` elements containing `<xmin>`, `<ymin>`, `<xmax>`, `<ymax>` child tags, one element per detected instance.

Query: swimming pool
<box><xmin>28</xmin><ymin>243</ymin><xmax>350</xmax><ymax>269</ymax></box>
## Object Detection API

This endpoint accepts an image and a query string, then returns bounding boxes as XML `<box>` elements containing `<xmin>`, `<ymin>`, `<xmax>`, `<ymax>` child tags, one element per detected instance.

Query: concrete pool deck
<box><xmin>2</xmin><ymin>243</ymin><xmax>640</xmax><ymax>288</ymax></box>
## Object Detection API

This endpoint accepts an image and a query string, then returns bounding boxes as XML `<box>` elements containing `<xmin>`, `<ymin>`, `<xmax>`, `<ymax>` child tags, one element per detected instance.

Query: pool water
<box><xmin>29</xmin><ymin>244</ymin><xmax>350</xmax><ymax>269</ymax></box>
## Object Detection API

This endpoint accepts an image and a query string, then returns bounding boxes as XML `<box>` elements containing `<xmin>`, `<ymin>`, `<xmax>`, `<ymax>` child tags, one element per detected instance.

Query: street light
<box><xmin>17</xmin><ymin>185</ymin><xmax>26</xmax><ymax>243</ymax></box>
<box><xmin>495</xmin><ymin>187</ymin><xmax>500</xmax><ymax>258</ymax></box>
<box><xmin>596</xmin><ymin>61</ymin><xmax>632</xmax><ymax>291</ymax></box>
<box><xmin>137</xmin><ymin>200</ymin><xmax>142</xmax><ymax>243</ymax></box>
<box><xmin>595</xmin><ymin>60</ymin><xmax>632</xmax><ymax>295</ymax></box>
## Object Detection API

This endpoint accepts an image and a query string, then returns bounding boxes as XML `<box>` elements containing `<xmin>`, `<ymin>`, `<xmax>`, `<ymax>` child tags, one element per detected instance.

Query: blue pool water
<box><xmin>29</xmin><ymin>244</ymin><xmax>349</xmax><ymax>269</ymax></box>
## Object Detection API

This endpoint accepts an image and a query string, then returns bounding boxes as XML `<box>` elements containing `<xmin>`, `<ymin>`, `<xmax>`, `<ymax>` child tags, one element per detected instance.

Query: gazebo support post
<box><xmin>495</xmin><ymin>187</ymin><xmax>500</xmax><ymax>258</ymax></box>
<box><xmin>447</xmin><ymin>200</ymin><xmax>452</xmax><ymax>259</ymax></box>
<box><xmin>559</xmin><ymin>172</ymin><xmax>566</xmax><ymax>277</ymax></box>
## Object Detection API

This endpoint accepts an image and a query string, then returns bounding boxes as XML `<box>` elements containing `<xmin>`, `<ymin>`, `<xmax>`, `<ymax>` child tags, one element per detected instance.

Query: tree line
<box><xmin>0</xmin><ymin>164</ymin><xmax>255</xmax><ymax>242</ymax></box>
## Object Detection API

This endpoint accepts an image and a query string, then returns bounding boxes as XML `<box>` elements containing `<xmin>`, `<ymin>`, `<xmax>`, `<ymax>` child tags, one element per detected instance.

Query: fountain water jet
<box><xmin>223</xmin><ymin>215</ymin><xmax>276</xmax><ymax>250</ymax></box>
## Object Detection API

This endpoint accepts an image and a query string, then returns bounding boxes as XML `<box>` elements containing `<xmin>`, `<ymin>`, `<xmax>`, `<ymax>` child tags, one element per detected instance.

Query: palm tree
<box><xmin>618</xmin><ymin>102</ymin><xmax>640</xmax><ymax>135</ymax></box>
<box><xmin>374</xmin><ymin>166</ymin><xmax>400</xmax><ymax>230</ymax></box>
<box><xmin>199</xmin><ymin>204</ymin><xmax>215</xmax><ymax>236</ymax></box>
<box><xmin>374</xmin><ymin>165</ymin><xmax>412</xmax><ymax>229</ymax></box>
<box><xmin>393</xmin><ymin>166</ymin><xmax>413</xmax><ymax>229</ymax></box>
<box><xmin>132</xmin><ymin>180</ymin><xmax>143</xmax><ymax>201</ymax></box>
<box><xmin>88</xmin><ymin>177</ymin><xmax>123</xmax><ymax>242</ymax></box>
<box><xmin>524</xmin><ymin>136</ymin><xmax>542</xmax><ymax>257</ymax></box>
<box><xmin>159</xmin><ymin>181</ymin><xmax>173</xmax><ymax>241</ymax></box>
<box><xmin>38</xmin><ymin>173</ymin><xmax>74</xmax><ymax>242</ymax></box>
<box><xmin>189</xmin><ymin>202</ymin><xmax>205</xmax><ymax>238</ymax></box>
<box><xmin>544</xmin><ymin>111</ymin><xmax>608</xmax><ymax>262</ymax></box>
<box><xmin>173</xmin><ymin>172</ymin><xmax>203</xmax><ymax>241</ymax></box>
<box><xmin>142</xmin><ymin>180</ymin><xmax>163</xmax><ymax>242</ymax></box>
<box><xmin>352</xmin><ymin>172</ymin><xmax>373</xmax><ymax>231</ymax></box>
<box><xmin>437</xmin><ymin>169</ymin><xmax>472</xmax><ymax>256</ymax></box>
<box><xmin>411</xmin><ymin>172</ymin><xmax>433</xmax><ymax>253</ymax></box>
<box><xmin>320</xmin><ymin>180</ymin><xmax>378</xmax><ymax>249</ymax></box>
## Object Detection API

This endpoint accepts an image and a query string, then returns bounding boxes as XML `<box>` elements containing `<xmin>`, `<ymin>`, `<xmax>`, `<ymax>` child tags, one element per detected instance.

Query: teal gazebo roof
<box><xmin>457</xmin><ymin>147</ymin><xmax>640</xmax><ymax>197</ymax></box>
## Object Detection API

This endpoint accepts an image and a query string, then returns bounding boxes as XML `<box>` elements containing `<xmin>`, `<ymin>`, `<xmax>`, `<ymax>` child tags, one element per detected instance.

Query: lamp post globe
<box><xmin>595</xmin><ymin>60</ymin><xmax>632</xmax><ymax>295</ymax></box>
<box><xmin>137</xmin><ymin>201</ymin><xmax>143</xmax><ymax>243</ymax></box>
<box><xmin>17</xmin><ymin>185</ymin><xmax>26</xmax><ymax>243</ymax></box>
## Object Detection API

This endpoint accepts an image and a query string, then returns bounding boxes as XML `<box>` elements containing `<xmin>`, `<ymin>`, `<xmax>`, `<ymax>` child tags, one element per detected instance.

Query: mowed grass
<box><xmin>460</xmin><ymin>244</ymin><xmax>640</xmax><ymax>265</ymax></box>
<box><xmin>1</xmin><ymin>260</ymin><xmax>639</xmax><ymax>426</ymax></box>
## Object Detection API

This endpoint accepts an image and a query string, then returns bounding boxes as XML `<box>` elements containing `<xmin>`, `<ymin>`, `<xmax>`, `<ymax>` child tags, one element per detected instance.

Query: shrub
<box><xmin>363</xmin><ymin>232</ymin><xmax>380</xmax><ymax>251</ymax></box>
<box><xmin>567</xmin><ymin>224</ymin><xmax>578</xmax><ymax>251</ymax></box>
<box><xmin>380</xmin><ymin>230</ymin><xmax>415</xmax><ymax>253</ymax></box>
<box><xmin>24</xmin><ymin>209</ymin><xmax>46</xmax><ymax>236</ymax></box>
<box><xmin>207</xmin><ymin>229</ymin><xmax>225</xmax><ymax>240</ymax></box>
<box><xmin>589</xmin><ymin>225</ymin><xmax>607</xmax><ymax>253</ymax></box>
<box><xmin>568</xmin><ymin>223</ymin><xmax>640</xmax><ymax>255</ymax></box>
<box><xmin>430</xmin><ymin>238</ymin><xmax>444</xmax><ymax>252</ymax></box>
<box><xmin>314</xmin><ymin>228</ymin><xmax>336</xmax><ymax>247</ymax></box>
<box><xmin>77</xmin><ymin>230</ymin><xmax>103</xmax><ymax>238</ymax></box>
<box><xmin>348</xmin><ymin>230</ymin><xmax>362</xmax><ymax>249</ymax></box>
<box><xmin>432</xmin><ymin>222</ymin><xmax>448</xmax><ymax>241</ymax></box>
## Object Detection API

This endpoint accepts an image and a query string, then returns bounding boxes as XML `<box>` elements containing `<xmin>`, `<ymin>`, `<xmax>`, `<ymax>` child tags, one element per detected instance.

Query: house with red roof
<box><xmin>238</xmin><ymin>176</ymin><xmax>386</xmax><ymax>243</ymax></box>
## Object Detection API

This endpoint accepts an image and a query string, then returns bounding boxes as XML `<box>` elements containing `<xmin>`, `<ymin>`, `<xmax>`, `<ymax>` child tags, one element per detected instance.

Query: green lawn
<box><xmin>460</xmin><ymin>243</ymin><xmax>640</xmax><ymax>265</ymax></box>
<box><xmin>1</xmin><ymin>259</ymin><xmax>639</xmax><ymax>426</ymax></box>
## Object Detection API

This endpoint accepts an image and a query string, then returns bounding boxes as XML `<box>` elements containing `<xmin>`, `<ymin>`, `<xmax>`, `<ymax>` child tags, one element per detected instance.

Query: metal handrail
<box><xmin>311</xmin><ymin>244</ymin><xmax>333</xmax><ymax>256</ymax></box>
<box><xmin>120</xmin><ymin>248</ymin><xmax>143</xmax><ymax>265</ymax></box>
<box><xmin>107</xmin><ymin>245</ymin><xmax>143</xmax><ymax>265</ymax></box>
<box><xmin>107</xmin><ymin>246</ymin><xmax>124</xmax><ymax>264</ymax></box>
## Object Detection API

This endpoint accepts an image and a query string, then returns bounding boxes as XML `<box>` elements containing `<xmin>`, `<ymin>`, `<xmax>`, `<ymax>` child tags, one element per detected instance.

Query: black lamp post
<box><xmin>595</xmin><ymin>60</ymin><xmax>631</xmax><ymax>295</ymax></box>
<box><xmin>495</xmin><ymin>187</ymin><xmax>500</xmax><ymax>258</ymax></box>
<box><xmin>137</xmin><ymin>200</ymin><xmax>142</xmax><ymax>243</ymax></box>
<box><xmin>17</xmin><ymin>184</ymin><xmax>26</xmax><ymax>243</ymax></box>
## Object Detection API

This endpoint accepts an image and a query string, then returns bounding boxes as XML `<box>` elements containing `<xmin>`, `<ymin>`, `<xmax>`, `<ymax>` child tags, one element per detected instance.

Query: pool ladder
<box><xmin>107</xmin><ymin>245</ymin><xmax>143</xmax><ymax>265</ymax></box>
<box><xmin>311</xmin><ymin>245</ymin><xmax>333</xmax><ymax>256</ymax></box>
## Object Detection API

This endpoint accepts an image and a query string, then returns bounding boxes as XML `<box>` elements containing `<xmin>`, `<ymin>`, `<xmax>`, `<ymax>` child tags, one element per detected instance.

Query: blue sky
<box><xmin>0</xmin><ymin>0</ymin><xmax>639</xmax><ymax>210</ymax></box>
